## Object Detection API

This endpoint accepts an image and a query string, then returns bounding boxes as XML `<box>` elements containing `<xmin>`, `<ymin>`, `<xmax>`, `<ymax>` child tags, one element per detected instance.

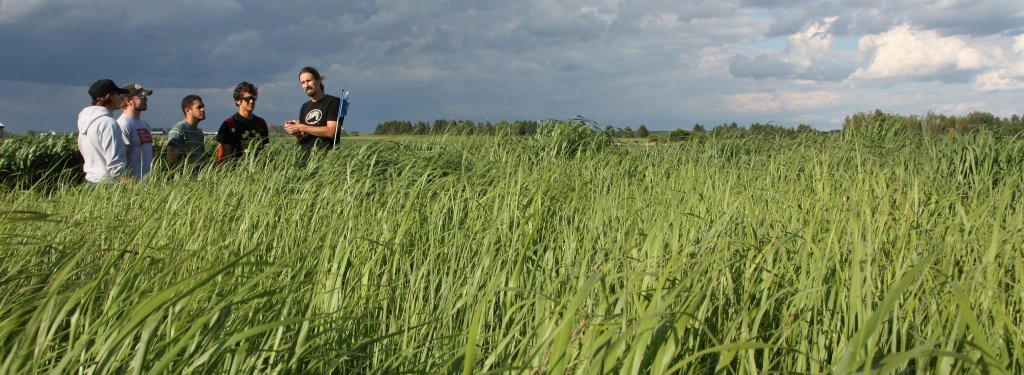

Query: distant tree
<box><xmin>510</xmin><ymin>122</ymin><xmax>523</xmax><ymax>136</ymax></box>
<box><xmin>605</xmin><ymin>125</ymin><xmax>616</xmax><ymax>137</ymax></box>
<box><xmin>711</xmin><ymin>122</ymin><xmax>742</xmax><ymax>136</ymax></box>
<box><xmin>26</xmin><ymin>130</ymin><xmax>37</xmax><ymax>137</ymax></box>
<box><xmin>495</xmin><ymin>119</ymin><xmax>512</xmax><ymax>136</ymax></box>
<box><xmin>460</xmin><ymin>120</ymin><xmax>475</xmax><ymax>135</ymax></box>
<box><xmin>413</xmin><ymin>121</ymin><xmax>428</xmax><ymax>135</ymax></box>
<box><xmin>692</xmin><ymin>124</ymin><xmax>705</xmax><ymax>133</ymax></box>
<box><xmin>636</xmin><ymin>124</ymin><xmax>649</xmax><ymax>138</ymax></box>
<box><xmin>431</xmin><ymin>119</ymin><xmax>446</xmax><ymax>134</ymax></box>
<box><xmin>621</xmin><ymin>126</ymin><xmax>634</xmax><ymax>138</ymax></box>
<box><xmin>399</xmin><ymin>121</ymin><xmax>413</xmax><ymax>134</ymax></box>
<box><xmin>668</xmin><ymin>128</ymin><xmax>690</xmax><ymax>142</ymax></box>
<box><xmin>531</xmin><ymin>121</ymin><xmax>540</xmax><ymax>135</ymax></box>
<box><xmin>478</xmin><ymin>121</ymin><xmax>495</xmax><ymax>136</ymax></box>
<box><xmin>520</xmin><ymin>120</ymin><xmax>538</xmax><ymax>136</ymax></box>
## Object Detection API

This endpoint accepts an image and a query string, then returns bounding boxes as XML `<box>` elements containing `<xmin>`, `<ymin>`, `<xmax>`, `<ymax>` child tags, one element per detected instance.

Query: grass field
<box><xmin>1</xmin><ymin>123</ymin><xmax>1022</xmax><ymax>373</ymax></box>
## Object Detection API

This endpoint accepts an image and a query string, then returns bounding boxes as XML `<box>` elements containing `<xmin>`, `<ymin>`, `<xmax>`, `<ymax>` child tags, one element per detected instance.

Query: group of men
<box><xmin>75</xmin><ymin>66</ymin><xmax>342</xmax><ymax>185</ymax></box>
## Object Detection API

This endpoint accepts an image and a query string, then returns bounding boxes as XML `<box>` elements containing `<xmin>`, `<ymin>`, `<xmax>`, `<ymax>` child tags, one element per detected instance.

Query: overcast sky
<box><xmin>0</xmin><ymin>0</ymin><xmax>1022</xmax><ymax>134</ymax></box>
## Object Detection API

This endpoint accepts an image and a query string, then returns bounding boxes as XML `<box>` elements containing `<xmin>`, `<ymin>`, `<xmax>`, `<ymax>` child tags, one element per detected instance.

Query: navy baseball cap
<box><xmin>88</xmin><ymin>79</ymin><xmax>129</xmax><ymax>100</ymax></box>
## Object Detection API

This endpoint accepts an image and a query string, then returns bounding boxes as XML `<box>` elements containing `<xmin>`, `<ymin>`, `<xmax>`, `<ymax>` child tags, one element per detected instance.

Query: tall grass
<box><xmin>1</xmin><ymin>124</ymin><xmax>1022</xmax><ymax>373</ymax></box>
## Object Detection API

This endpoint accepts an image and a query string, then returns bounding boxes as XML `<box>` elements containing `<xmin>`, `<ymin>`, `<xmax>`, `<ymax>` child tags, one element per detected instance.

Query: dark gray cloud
<box><xmin>901</xmin><ymin>0</ymin><xmax>1024</xmax><ymax>36</ymax></box>
<box><xmin>729</xmin><ymin>53</ymin><xmax>857</xmax><ymax>82</ymax></box>
<box><xmin>0</xmin><ymin>0</ymin><xmax>1021</xmax><ymax>135</ymax></box>
<box><xmin>729</xmin><ymin>54</ymin><xmax>796</xmax><ymax>79</ymax></box>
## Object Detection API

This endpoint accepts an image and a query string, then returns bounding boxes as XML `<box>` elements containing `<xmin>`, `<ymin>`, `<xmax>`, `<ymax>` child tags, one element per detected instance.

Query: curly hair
<box><xmin>233</xmin><ymin>81</ymin><xmax>258</xmax><ymax>101</ymax></box>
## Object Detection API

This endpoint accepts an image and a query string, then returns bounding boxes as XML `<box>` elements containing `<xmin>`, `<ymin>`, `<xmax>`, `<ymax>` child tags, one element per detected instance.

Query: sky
<box><xmin>0</xmin><ymin>0</ymin><xmax>1022</xmax><ymax>135</ymax></box>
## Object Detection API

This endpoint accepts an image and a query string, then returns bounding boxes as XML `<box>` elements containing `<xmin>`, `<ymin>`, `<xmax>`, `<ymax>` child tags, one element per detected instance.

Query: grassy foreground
<box><xmin>2</xmin><ymin>126</ymin><xmax>1023</xmax><ymax>373</ymax></box>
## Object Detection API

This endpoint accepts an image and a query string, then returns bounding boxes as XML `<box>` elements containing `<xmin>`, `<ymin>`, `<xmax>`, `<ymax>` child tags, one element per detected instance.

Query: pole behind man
<box><xmin>215</xmin><ymin>81</ymin><xmax>269</xmax><ymax>164</ymax></box>
<box><xmin>284</xmin><ymin>67</ymin><xmax>341</xmax><ymax>151</ymax></box>
<box><xmin>166</xmin><ymin>95</ymin><xmax>207</xmax><ymax>175</ymax></box>
<box><xmin>77</xmin><ymin>79</ymin><xmax>132</xmax><ymax>186</ymax></box>
<box><xmin>117</xmin><ymin>83</ymin><xmax>154</xmax><ymax>180</ymax></box>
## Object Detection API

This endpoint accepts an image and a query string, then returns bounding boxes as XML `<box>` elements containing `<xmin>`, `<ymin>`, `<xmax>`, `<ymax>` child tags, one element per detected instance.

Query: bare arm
<box><xmin>287</xmin><ymin>120</ymin><xmax>338</xmax><ymax>138</ymax></box>
<box><xmin>284</xmin><ymin>120</ymin><xmax>305</xmax><ymax>141</ymax></box>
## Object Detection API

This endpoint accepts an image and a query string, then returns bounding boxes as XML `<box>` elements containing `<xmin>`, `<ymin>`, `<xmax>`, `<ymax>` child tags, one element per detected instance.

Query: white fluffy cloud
<box><xmin>849</xmin><ymin>25</ymin><xmax>988</xmax><ymax>81</ymax></box>
<box><xmin>785</xmin><ymin>16</ymin><xmax>837</xmax><ymax>69</ymax></box>
<box><xmin>974</xmin><ymin>35</ymin><xmax>1024</xmax><ymax>91</ymax></box>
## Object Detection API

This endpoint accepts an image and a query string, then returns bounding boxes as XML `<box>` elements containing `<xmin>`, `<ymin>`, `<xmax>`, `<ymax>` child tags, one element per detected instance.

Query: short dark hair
<box><xmin>233</xmin><ymin>81</ymin><xmax>258</xmax><ymax>101</ymax></box>
<box><xmin>300</xmin><ymin>66</ymin><xmax>325</xmax><ymax>92</ymax></box>
<box><xmin>181</xmin><ymin>95</ymin><xmax>202</xmax><ymax>114</ymax></box>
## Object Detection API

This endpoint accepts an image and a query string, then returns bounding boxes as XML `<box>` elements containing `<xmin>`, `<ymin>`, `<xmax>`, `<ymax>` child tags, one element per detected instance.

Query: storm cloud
<box><xmin>0</xmin><ymin>0</ymin><xmax>1021</xmax><ymax>134</ymax></box>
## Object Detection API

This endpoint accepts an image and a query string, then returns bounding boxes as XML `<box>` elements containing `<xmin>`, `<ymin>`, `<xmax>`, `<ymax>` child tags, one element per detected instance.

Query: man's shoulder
<box><xmin>308</xmin><ymin>95</ymin><xmax>340</xmax><ymax>105</ymax></box>
<box><xmin>321</xmin><ymin>95</ymin><xmax>341</xmax><ymax>105</ymax></box>
<box><xmin>220</xmin><ymin>115</ymin><xmax>239</xmax><ymax>128</ymax></box>
<box><xmin>250</xmin><ymin>115</ymin><xmax>268</xmax><ymax>129</ymax></box>
<box><xmin>230</xmin><ymin>113</ymin><xmax>265</xmax><ymax>123</ymax></box>
<box><xmin>116</xmin><ymin>114</ymin><xmax>132</xmax><ymax>126</ymax></box>
<box><xmin>168</xmin><ymin>121</ymin><xmax>188</xmax><ymax>133</ymax></box>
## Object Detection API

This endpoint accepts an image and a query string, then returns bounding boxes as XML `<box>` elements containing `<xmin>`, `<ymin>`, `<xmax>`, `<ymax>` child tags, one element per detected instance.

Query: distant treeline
<box><xmin>374</xmin><ymin>119</ymin><xmax>547</xmax><ymax>136</ymax></box>
<box><xmin>375</xmin><ymin>109</ymin><xmax>1024</xmax><ymax>140</ymax></box>
<box><xmin>843</xmin><ymin>109</ymin><xmax>1024</xmax><ymax>137</ymax></box>
<box><xmin>375</xmin><ymin>119</ymin><xmax>656</xmax><ymax>138</ymax></box>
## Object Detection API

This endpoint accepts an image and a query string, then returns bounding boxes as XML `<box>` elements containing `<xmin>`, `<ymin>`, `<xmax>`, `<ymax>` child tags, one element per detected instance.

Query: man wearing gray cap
<box><xmin>77</xmin><ymin>79</ymin><xmax>132</xmax><ymax>186</ymax></box>
<box><xmin>117</xmin><ymin>83</ymin><xmax>154</xmax><ymax>180</ymax></box>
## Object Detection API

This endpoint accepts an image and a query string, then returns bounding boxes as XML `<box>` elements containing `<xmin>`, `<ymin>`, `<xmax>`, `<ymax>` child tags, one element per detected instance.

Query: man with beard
<box><xmin>117</xmin><ymin>82</ymin><xmax>154</xmax><ymax>180</ymax></box>
<box><xmin>283</xmin><ymin>66</ymin><xmax>341</xmax><ymax>151</ymax></box>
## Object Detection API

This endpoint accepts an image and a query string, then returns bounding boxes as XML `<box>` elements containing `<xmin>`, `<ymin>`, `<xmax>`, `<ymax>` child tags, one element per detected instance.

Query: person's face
<box><xmin>105</xmin><ymin>92</ymin><xmax>124</xmax><ymax>110</ymax></box>
<box><xmin>186</xmin><ymin>99</ymin><xmax>206</xmax><ymax>122</ymax></box>
<box><xmin>128</xmin><ymin>94</ymin><xmax>148</xmax><ymax>111</ymax></box>
<box><xmin>299</xmin><ymin>72</ymin><xmax>320</xmax><ymax>97</ymax></box>
<box><xmin>236</xmin><ymin>91</ymin><xmax>257</xmax><ymax>111</ymax></box>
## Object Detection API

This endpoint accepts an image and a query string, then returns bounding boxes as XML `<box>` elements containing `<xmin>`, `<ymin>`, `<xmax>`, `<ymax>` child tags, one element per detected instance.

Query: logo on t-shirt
<box><xmin>305</xmin><ymin>109</ymin><xmax>323</xmax><ymax>125</ymax></box>
<box><xmin>137</xmin><ymin>128</ymin><xmax>153</xmax><ymax>144</ymax></box>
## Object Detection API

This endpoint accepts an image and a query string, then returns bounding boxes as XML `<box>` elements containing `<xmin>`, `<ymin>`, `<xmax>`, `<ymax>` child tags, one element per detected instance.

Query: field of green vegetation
<box><xmin>1</xmin><ymin>118</ymin><xmax>1023</xmax><ymax>373</ymax></box>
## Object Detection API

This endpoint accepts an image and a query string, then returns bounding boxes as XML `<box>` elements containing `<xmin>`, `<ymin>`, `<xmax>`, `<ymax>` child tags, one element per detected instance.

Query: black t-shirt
<box><xmin>215</xmin><ymin>113</ymin><xmax>269</xmax><ymax>159</ymax></box>
<box><xmin>298</xmin><ymin>94</ymin><xmax>340</xmax><ymax>150</ymax></box>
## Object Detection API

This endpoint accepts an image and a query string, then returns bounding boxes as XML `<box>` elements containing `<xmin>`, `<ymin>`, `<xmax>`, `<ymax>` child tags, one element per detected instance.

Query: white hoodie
<box><xmin>77</xmin><ymin>106</ymin><xmax>129</xmax><ymax>183</ymax></box>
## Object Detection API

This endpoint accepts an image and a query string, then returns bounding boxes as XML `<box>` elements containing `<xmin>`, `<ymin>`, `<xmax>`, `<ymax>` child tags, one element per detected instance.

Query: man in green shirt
<box><xmin>165</xmin><ymin>95</ymin><xmax>208</xmax><ymax>174</ymax></box>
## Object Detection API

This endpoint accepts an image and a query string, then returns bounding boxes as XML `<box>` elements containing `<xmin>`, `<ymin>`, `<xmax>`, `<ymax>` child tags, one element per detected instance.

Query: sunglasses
<box><xmin>240</xmin><ymin>96</ymin><xmax>258</xmax><ymax>103</ymax></box>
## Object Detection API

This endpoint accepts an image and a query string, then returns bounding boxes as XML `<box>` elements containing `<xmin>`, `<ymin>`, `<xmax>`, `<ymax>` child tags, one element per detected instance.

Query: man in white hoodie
<box><xmin>77</xmin><ymin>79</ymin><xmax>132</xmax><ymax>186</ymax></box>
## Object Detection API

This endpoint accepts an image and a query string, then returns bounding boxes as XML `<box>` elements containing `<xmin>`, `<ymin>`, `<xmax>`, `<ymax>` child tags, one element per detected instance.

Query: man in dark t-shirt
<box><xmin>284</xmin><ymin>67</ymin><xmax>341</xmax><ymax>151</ymax></box>
<box><xmin>216</xmin><ymin>81</ymin><xmax>269</xmax><ymax>164</ymax></box>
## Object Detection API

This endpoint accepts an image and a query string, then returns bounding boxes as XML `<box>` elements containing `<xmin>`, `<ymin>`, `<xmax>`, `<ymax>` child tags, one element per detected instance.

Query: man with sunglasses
<box><xmin>215</xmin><ymin>81</ymin><xmax>269</xmax><ymax>164</ymax></box>
<box><xmin>117</xmin><ymin>82</ymin><xmax>154</xmax><ymax>180</ymax></box>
